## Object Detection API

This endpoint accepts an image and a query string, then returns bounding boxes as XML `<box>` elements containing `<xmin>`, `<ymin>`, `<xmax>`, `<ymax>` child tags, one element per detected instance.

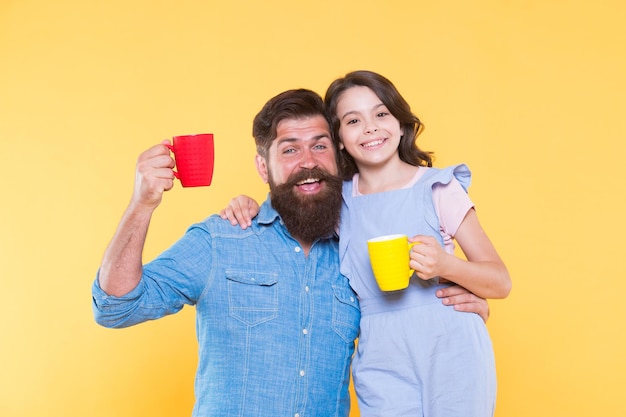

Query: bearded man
<box><xmin>92</xmin><ymin>89</ymin><xmax>360</xmax><ymax>417</ymax></box>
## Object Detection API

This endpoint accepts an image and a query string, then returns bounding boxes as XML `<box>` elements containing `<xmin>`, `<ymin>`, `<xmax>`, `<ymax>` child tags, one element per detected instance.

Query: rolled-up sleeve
<box><xmin>92</xmin><ymin>274</ymin><xmax>180</xmax><ymax>328</ymax></box>
<box><xmin>92</xmin><ymin>223</ymin><xmax>213</xmax><ymax>328</ymax></box>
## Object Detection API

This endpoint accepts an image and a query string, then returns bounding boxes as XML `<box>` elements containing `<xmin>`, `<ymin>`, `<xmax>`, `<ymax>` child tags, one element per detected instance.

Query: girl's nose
<box><xmin>364</xmin><ymin>123</ymin><xmax>379</xmax><ymax>134</ymax></box>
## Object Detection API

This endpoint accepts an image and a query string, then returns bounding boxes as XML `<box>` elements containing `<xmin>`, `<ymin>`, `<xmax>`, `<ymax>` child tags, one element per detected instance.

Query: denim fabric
<box><xmin>92</xmin><ymin>197</ymin><xmax>361</xmax><ymax>417</ymax></box>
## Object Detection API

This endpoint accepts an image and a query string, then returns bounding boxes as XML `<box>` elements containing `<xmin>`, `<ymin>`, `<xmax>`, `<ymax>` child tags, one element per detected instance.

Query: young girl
<box><xmin>325</xmin><ymin>70</ymin><xmax>510</xmax><ymax>416</ymax></box>
<box><xmin>224</xmin><ymin>71</ymin><xmax>511</xmax><ymax>416</ymax></box>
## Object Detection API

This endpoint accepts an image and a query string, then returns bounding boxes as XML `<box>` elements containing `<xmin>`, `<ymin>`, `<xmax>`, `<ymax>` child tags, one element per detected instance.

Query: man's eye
<box><xmin>377</xmin><ymin>112</ymin><xmax>389</xmax><ymax>117</ymax></box>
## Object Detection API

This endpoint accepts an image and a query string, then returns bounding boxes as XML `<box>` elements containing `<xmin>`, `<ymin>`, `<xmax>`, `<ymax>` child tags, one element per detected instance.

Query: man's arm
<box><xmin>436</xmin><ymin>285</ymin><xmax>490</xmax><ymax>323</ymax></box>
<box><xmin>98</xmin><ymin>141</ymin><xmax>176</xmax><ymax>297</ymax></box>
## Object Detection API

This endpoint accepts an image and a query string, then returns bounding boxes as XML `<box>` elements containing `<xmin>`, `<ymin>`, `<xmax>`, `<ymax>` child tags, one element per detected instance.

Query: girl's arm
<box><xmin>409</xmin><ymin>208</ymin><xmax>511</xmax><ymax>299</ymax></box>
<box><xmin>219</xmin><ymin>195</ymin><xmax>260</xmax><ymax>229</ymax></box>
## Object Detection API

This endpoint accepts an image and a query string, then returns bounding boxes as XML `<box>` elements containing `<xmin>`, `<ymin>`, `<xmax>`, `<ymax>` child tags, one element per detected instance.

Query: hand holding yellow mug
<box><xmin>367</xmin><ymin>234</ymin><xmax>419</xmax><ymax>291</ymax></box>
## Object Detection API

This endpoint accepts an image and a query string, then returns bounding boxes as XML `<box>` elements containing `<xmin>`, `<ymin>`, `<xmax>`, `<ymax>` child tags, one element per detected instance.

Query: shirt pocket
<box><xmin>332</xmin><ymin>284</ymin><xmax>361</xmax><ymax>343</ymax></box>
<box><xmin>226</xmin><ymin>270</ymin><xmax>279</xmax><ymax>326</ymax></box>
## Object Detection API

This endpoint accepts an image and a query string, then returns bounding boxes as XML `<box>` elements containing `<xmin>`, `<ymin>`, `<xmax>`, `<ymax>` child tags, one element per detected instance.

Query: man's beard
<box><xmin>269</xmin><ymin>167</ymin><xmax>343</xmax><ymax>244</ymax></box>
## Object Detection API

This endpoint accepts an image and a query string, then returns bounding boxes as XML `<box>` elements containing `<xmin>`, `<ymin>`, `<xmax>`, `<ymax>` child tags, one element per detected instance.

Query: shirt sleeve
<box><xmin>433</xmin><ymin>177</ymin><xmax>474</xmax><ymax>252</ymax></box>
<box><xmin>91</xmin><ymin>273</ymin><xmax>155</xmax><ymax>328</ymax></box>
<box><xmin>91</xmin><ymin>224</ymin><xmax>213</xmax><ymax>328</ymax></box>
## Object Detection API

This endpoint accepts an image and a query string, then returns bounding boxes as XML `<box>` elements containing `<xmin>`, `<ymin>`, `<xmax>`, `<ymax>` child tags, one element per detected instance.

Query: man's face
<box><xmin>255</xmin><ymin>115</ymin><xmax>343</xmax><ymax>242</ymax></box>
<box><xmin>256</xmin><ymin>115</ymin><xmax>339</xmax><ymax>188</ymax></box>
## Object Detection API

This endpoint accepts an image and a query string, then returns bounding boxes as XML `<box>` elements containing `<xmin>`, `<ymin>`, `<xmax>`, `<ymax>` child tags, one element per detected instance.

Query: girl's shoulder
<box><xmin>420</xmin><ymin>164</ymin><xmax>471</xmax><ymax>191</ymax></box>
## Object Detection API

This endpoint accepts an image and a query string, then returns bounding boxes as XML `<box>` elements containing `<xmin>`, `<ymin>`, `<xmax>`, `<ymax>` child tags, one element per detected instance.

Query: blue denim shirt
<box><xmin>92</xmin><ymin>197</ymin><xmax>361</xmax><ymax>417</ymax></box>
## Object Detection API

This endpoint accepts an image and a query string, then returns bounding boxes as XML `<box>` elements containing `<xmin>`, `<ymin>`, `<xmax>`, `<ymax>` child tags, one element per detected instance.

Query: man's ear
<box><xmin>255</xmin><ymin>154</ymin><xmax>269</xmax><ymax>183</ymax></box>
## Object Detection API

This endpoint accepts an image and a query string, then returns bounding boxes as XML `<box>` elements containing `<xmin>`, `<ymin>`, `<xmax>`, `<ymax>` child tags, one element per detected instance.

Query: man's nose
<box><xmin>299</xmin><ymin>149</ymin><xmax>318</xmax><ymax>169</ymax></box>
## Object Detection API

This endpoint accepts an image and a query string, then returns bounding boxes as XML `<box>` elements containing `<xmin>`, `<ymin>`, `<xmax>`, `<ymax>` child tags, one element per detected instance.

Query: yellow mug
<box><xmin>367</xmin><ymin>234</ymin><xmax>418</xmax><ymax>292</ymax></box>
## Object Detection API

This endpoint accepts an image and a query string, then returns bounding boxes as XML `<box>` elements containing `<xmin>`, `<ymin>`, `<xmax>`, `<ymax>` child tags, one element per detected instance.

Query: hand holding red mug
<box><xmin>132</xmin><ymin>141</ymin><xmax>177</xmax><ymax>209</ymax></box>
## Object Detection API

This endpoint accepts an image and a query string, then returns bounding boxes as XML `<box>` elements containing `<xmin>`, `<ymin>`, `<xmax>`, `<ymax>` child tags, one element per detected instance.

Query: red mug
<box><xmin>167</xmin><ymin>134</ymin><xmax>214</xmax><ymax>187</ymax></box>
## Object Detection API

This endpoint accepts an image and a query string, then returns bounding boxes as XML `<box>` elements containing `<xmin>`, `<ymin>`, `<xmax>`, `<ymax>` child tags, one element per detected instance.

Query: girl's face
<box><xmin>335</xmin><ymin>86</ymin><xmax>403</xmax><ymax>170</ymax></box>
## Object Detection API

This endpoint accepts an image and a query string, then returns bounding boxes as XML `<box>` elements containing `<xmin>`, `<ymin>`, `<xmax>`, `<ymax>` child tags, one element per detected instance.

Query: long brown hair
<box><xmin>325</xmin><ymin>70</ymin><xmax>433</xmax><ymax>179</ymax></box>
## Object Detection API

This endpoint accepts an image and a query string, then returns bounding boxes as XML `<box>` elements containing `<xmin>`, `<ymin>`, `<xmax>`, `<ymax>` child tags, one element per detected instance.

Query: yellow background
<box><xmin>1</xmin><ymin>0</ymin><xmax>625</xmax><ymax>416</ymax></box>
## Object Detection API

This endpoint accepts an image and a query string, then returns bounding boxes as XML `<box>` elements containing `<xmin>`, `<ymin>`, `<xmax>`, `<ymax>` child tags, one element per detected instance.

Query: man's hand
<box><xmin>436</xmin><ymin>285</ymin><xmax>490</xmax><ymax>323</ymax></box>
<box><xmin>131</xmin><ymin>140</ymin><xmax>176</xmax><ymax>210</ymax></box>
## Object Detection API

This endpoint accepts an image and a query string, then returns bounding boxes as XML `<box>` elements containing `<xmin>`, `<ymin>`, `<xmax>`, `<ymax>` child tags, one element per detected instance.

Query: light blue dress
<box><xmin>340</xmin><ymin>164</ymin><xmax>497</xmax><ymax>417</ymax></box>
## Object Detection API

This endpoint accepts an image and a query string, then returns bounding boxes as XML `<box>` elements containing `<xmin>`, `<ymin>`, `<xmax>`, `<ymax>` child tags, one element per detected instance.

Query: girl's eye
<box><xmin>346</xmin><ymin>118</ymin><xmax>358</xmax><ymax>125</ymax></box>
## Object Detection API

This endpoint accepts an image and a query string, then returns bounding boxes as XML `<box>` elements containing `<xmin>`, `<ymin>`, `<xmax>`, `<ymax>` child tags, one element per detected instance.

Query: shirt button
<box><xmin>305</xmin><ymin>286</ymin><xmax>310</xmax><ymax>292</ymax></box>
<box><xmin>295</xmin><ymin>246</ymin><xmax>302</xmax><ymax>253</ymax></box>
<box><xmin>295</xmin><ymin>414</ymin><xmax>300</xmax><ymax>417</ymax></box>
<box><xmin>302</xmin><ymin>328</ymin><xmax>308</xmax><ymax>335</ymax></box>
<box><xmin>299</xmin><ymin>370</ymin><xmax>305</xmax><ymax>377</ymax></box>
<box><xmin>350</xmin><ymin>296</ymin><xmax>355</xmax><ymax>302</ymax></box>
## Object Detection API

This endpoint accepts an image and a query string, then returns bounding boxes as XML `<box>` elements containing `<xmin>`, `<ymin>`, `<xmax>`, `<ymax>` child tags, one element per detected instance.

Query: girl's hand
<box><xmin>219</xmin><ymin>195</ymin><xmax>260</xmax><ymax>229</ymax></box>
<box><xmin>408</xmin><ymin>235</ymin><xmax>451</xmax><ymax>280</ymax></box>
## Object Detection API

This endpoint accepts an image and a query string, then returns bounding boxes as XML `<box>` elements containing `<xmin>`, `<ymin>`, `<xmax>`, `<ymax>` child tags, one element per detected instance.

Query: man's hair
<box><xmin>253</xmin><ymin>89</ymin><xmax>330</xmax><ymax>158</ymax></box>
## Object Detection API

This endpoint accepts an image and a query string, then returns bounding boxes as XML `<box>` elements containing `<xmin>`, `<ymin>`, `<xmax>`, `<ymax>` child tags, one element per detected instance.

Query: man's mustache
<box><xmin>285</xmin><ymin>167</ymin><xmax>338</xmax><ymax>187</ymax></box>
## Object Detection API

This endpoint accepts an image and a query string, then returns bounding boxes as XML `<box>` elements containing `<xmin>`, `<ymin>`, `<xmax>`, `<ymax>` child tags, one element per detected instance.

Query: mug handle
<box><xmin>165</xmin><ymin>144</ymin><xmax>180</xmax><ymax>179</ymax></box>
<box><xmin>407</xmin><ymin>241</ymin><xmax>420</xmax><ymax>277</ymax></box>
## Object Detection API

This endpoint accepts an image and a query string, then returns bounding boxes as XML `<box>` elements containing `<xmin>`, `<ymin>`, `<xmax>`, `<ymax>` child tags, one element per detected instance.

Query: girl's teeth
<box><xmin>363</xmin><ymin>139</ymin><xmax>384</xmax><ymax>148</ymax></box>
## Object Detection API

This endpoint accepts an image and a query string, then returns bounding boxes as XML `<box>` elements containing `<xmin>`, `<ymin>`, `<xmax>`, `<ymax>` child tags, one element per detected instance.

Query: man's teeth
<box><xmin>297</xmin><ymin>178</ymin><xmax>319</xmax><ymax>185</ymax></box>
<box><xmin>363</xmin><ymin>139</ymin><xmax>384</xmax><ymax>148</ymax></box>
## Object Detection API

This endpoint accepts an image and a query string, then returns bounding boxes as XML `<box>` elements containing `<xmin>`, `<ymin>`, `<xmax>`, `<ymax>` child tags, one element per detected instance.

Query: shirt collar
<box><xmin>257</xmin><ymin>194</ymin><xmax>281</xmax><ymax>226</ymax></box>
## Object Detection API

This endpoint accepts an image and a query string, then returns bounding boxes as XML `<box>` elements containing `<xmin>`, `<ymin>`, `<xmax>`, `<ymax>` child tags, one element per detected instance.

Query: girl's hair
<box><xmin>324</xmin><ymin>70</ymin><xmax>433</xmax><ymax>179</ymax></box>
